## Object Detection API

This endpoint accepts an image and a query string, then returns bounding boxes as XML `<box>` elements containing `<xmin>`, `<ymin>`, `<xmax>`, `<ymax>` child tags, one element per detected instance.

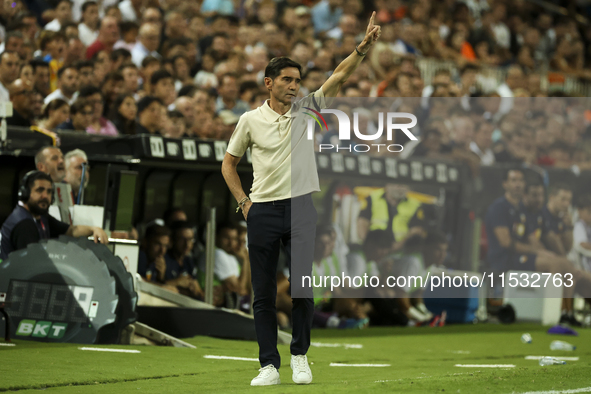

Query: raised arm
<box><xmin>321</xmin><ymin>11</ymin><xmax>381</xmax><ymax>98</ymax></box>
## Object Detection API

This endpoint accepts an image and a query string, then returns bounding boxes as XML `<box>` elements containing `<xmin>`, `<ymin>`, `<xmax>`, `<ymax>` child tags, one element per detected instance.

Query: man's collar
<box><xmin>260</xmin><ymin>99</ymin><xmax>293</xmax><ymax>123</ymax></box>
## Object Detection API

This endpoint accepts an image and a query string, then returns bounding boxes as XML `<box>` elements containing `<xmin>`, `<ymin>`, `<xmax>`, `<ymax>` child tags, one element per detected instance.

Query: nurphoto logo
<box><xmin>304</xmin><ymin>109</ymin><xmax>418</xmax><ymax>153</ymax></box>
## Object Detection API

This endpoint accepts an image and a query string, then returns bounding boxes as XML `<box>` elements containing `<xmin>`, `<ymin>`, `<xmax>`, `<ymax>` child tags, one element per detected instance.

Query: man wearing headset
<box><xmin>0</xmin><ymin>171</ymin><xmax>108</xmax><ymax>261</ymax></box>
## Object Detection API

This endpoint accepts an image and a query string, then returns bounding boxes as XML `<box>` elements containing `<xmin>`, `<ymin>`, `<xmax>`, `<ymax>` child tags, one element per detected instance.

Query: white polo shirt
<box><xmin>227</xmin><ymin>89</ymin><xmax>327</xmax><ymax>202</ymax></box>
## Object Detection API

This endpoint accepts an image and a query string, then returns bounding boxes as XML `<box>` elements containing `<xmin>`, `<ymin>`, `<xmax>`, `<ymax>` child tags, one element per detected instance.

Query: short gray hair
<box><xmin>64</xmin><ymin>149</ymin><xmax>88</xmax><ymax>170</ymax></box>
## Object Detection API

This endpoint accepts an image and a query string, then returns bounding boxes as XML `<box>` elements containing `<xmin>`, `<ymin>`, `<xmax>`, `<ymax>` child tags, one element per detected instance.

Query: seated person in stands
<box><xmin>542</xmin><ymin>184</ymin><xmax>577</xmax><ymax>324</ymax></box>
<box><xmin>199</xmin><ymin>222</ymin><xmax>250</xmax><ymax>307</ymax></box>
<box><xmin>138</xmin><ymin>224</ymin><xmax>177</xmax><ymax>292</ymax></box>
<box><xmin>312</xmin><ymin>224</ymin><xmax>371</xmax><ymax>329</ymax></box>
<box><xmin>135</xmin><ymin>96</ymin><xmax>164</xmax><ymax>135</ymax></box>
<box><xmin>485</xmin><ymin>168</ymin><xmax>591</xmax><ymax>298</ymax></box>
<box><xmin>164</xmin><ymin>221</ymin><xmax>203</xmax><ymax>299</ymax></box>
<box><xmin>422</xmin><ymin>231</ymin><xmax>448</xmax><ymax>272</ymax></box>
<box><xmin>380</xmin><ymin>231</ymin><xmax>434</xmax><ymax>323</ymax></box>
<box><xmin>542</xmin><ymin>184</ymin><xmax>574</xmax><ymax>257</ymax></box>
<box><xmin>56</xmin><ymin>99</ymin><xmax>94</xmax><ymax>132</ymax></box>
<box><xmin>347</xmin><ymin>229</ymin><xmax>407</xmax><ymax>326</ymax></box>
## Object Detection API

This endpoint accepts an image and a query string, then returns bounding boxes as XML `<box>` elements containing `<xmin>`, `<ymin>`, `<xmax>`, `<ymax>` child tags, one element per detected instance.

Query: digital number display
<box><xmin>6</xmin><ymin>280</ymin><xmax>94</xmax><ymax>323</ymax></box>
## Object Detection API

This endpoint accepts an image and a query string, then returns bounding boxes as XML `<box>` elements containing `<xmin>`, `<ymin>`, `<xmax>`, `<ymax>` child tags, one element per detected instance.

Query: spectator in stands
<box><xmin>165</xmin><ymin>110</ymin><xmax>186</xmax><ymax>138</ymax></box>
<box><xmin>44</xmin><ymin>65</ymin><xmax>79</xmax><ymax>105</ymax></box>
<box><xmin>119</xmin><ymin>62</ymin><xmax>139</xmax><ymax>95</ymax></box>
<box><xmin>78</xmin><ymin>86</ymin><xmax>119</xmax><ymax>136</ymax></box>
<box><xmin>63</xmin><ymin>148</ymin><xmax>89</xmax><ymax>202</ymax></box>
<box><xmin>1</xmin><ymin>32</ymin><xmax>24</xmax><ymax>58</ymax></box>
<box><xmin>101</xmin><ymin>71</ymin><xmax>125</xmax><ymax>116</ymax></box>
<box><xmin>0</xmin><ymin>171</ymin><xmax>108</xmax><ymax>260</ymax></box>
<box><xmin>76</xmin><ymin>60</ymin><xmax>95</xmax><ymax>88</ymax></box>
<box><xmin>170</xmin><ymin>55</ymin><xmax>191</xmax><ymax>89</ymax></box>
<box><xmin>139</xmin><ymin>56</ymin><xmax>161</xmax><ymax>96</ymax></box>
<box><xmin>201</xmin><ymin>0</ymin><xmax>234</xmax><ymax>17</ymax></box>
<box><xmin>114</xmin><ymin>21</ymin><xmax>139</xmax><ymax>52</ymax></box>
<box><xmin>150</xmin><ymin>69</ymin><xmax>175</xmax><ymax>106</ymax></box>
<box><xmin>109</xmin><ymin>93</ymin><xmax>136</xmax><ymax>135</ymax></box>
<box><xmin>86</xmin><ymin>16</ymin><xmax>120</xmax><ymax>59</ymax></box>
<box><xmin>92</xmin><ymin>50</ymin><xmax>112</xmax><ymax>86</ymax></box>
<box><xmin>78</xmin><ymin>1</ymin><xmax>99</xmax><ymax>47</ymax></box>
<box><xmin>118</xmin><ymin>0</ymin><xmax>142</xmax><ymax>22</ymax></box>
<box><xmin>164</xmin><ymin>220</ymin><xmax>203</xmax><ymax>299</ymax></box>
<box><xmin>216</xmin><ymin>73</ymin><xmax>249</xmax><ymax>116</ymax></box>
<box><xmin>39</xmin><ymin>31</ymin><xmax>67</xmax><ymax>91</ymax></box>
<box><xmin>44</xmin><ymin>0</ymin><xmax>72</xmax><ymax>32</ymax></box>
<box><xmin>311</xmin><ymin>0</ymin><xmax>343</xmax><ymax>35</ymax></box>
<box><xmin>30</xmin><ymin>59</ymin><xmax>50</xmax><ymax>97</ymax></box>
<box><xmin>31</xmin><ymin>91</ymin><xmax>44</xmax><ymax>122</ymax></box>
<box><xmin>38</xmin><ymin>99</ymin><xmax>70</xmax><ymax>130</ymax></box>
<box><xmin>19</xmin><ymin>62</ymin><xmax>33</xmax><ymax>85</ymax></box>
<box><xmin>543</xmin><ymin>184</ymin><xmax>574</xmax><ymax>256</ymax></box>
<box><xmin>132</xmin><ymin>23</ymin><xmax>161</xmax><ymax>67</ymax></box>
<box><xmin>485</xmin><ymin>168</ymin><xmax>591</xmax><ymax>297</ymax></box>
<box><xmin>34</xmin><ymin>146</ymin><xmax>65</xmax><ymax>182</ymax></box>
<box><xmin>7</xmin><ymin>79</ymin><xmax>34</xmax><ymax>128</ymax></box>
<box><xmin>56</xmin><ymin>99</ymin><xmax>94</xmax><ymax>131</ymax></box>
<box><xmin>173</xmin><ymin>96</ymin><xmax>196</xmax><ymax>134</ymax></box>
<box><xmin>470</xmin><ymin>120</ymin><xmax>495</xmax><ymax>165</ymax></box>
<box><xmin>0</xmin><ymin>51</ymin><xmax>20</xmax><ymax>103</ymax></box>
<box><xmin>136</xmin><ymin>96</ymin><xmax>164</xmax><ymax>134</ymax></box>
<box><xmin>448</xmin><ymin>114</ymin><xmax>481</xmax><ymax>175</ymax></box>
<box><xmin>111</xmin><ymin>48</ymin><xmax>132</xmax><ymax>72</ymax></box>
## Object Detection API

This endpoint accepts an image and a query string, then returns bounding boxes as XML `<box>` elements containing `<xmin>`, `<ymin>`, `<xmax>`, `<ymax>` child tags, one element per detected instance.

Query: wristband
<box><xmin>236</xmin><ymin>197</ymin><xmax>250</xmax><ymax>213</ymax></box>
<box><xmin>355</xmin><ymin>45</ymin><xmax>367</xmax><ymax>56</ymax></box>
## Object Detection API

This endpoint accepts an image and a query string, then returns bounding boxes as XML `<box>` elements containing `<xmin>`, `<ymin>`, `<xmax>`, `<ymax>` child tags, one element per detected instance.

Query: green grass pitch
<box><xmin>1</xmin><ymin>324</ymin><xmax>590</xmax><ymax>393</ymax></box>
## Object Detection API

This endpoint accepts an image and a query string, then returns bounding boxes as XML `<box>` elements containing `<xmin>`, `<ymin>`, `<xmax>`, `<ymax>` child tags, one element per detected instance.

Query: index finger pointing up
<box><xmin>369</xmin><ymin>11</ymin><xmax>376</xmax><ymax>26</ymax></box>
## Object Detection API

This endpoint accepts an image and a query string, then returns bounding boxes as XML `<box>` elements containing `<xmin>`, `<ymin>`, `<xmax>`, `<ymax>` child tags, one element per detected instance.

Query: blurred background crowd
<box><xmin>2</xmin><ymin>0</ymin><xmax>591</xmax><ymax>170</ymax></box>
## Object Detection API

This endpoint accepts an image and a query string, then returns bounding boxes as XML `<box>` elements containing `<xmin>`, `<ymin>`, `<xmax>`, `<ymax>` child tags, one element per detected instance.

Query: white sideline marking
<box><xmin>525</xmin><ymin>356</ymin><xmax>579</xmax><ymax>361</ymax></box>
<box><xmin>78</xmin><ymin>347</ymin><xmax>140</xmax><ymax>353</ymax></box>
<box><xmin>455</xmin><ymin>364</ymin><xmax>515</xmax><ymax>368</ymax></box>
<box><xmin>375</xmin><ymin>373</ymin><xmax>472</xmax><ymax>383</ymax></box>
<box><xmin>0</xmin><ymin>343</ymin><xmax>16</xmax><ymax>346</ymax></box>
<box><xmin>330</xmin><ymin>363</ymin><xmax>390</xmax><ymax>367</ymax></box>
<box><xmin>203</xmin><ymin>355</ymin><xmax>258</xmax><ymax>362</ymax></box>
<box><xmin>311</xmin><ymin>342</ymin><xmax>363</xmax><ymax>349</ymax></box>
<box><xmin>449</xmin><ymin>350</ymin><xmax>471</xmax><ymax>354</ymax></box>
<box><xmin>517</xmin><ymin>387</ymin><xmax>591</xmax><ymax>394</ymax></box>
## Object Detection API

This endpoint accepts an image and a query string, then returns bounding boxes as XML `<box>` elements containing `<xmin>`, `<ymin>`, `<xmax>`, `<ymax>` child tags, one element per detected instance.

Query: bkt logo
<box><xmin>303</xmin><ymin>108</ymin><xmax>418</xmax><ymax>153</ymax></box>
<box><xmin>16</xmin><ymin>320</ymin><xmax>67</xmax><ymax>339</ymax></box>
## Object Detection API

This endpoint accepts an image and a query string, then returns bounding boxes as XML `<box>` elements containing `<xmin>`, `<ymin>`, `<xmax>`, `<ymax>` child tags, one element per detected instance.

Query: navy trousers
<box><xmin>246</xmin><ymin>193</ymin><xmax>316</xmax><ymax>369</ymax></box>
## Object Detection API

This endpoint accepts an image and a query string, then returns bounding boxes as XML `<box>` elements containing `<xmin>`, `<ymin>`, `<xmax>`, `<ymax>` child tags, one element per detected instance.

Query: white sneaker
<box><xmin>291</xmin><ymin>355</ymin><xmax>313</xmax><ymax>384</ymax></box>
<box><xmin>417</xmin><ymin>303</ymin><xmax>434</xmax><ymax>319</ymax></box>
<box><xmin>250</xmin><ymin>364</ymin><xmax>281</xmax><ymax>386</ymax></box>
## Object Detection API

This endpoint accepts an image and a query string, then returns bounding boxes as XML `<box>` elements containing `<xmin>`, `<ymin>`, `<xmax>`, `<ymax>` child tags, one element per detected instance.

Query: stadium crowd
<box><xmin>3</xmin><ymin>0</ymin><xmax>591</xmax><ymax>329</ymax></box>
<box><xmin>1</xmin><ymin>0</ymin><xmax>591</xmax><ymax>170</ymax></box>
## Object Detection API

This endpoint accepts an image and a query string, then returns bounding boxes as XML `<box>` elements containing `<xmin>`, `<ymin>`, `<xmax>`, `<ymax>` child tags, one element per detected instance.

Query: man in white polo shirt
<box><xmin>221</xmin><ymin>12</ymin><xmax>381</xmax><ymax>387</ymax></box>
